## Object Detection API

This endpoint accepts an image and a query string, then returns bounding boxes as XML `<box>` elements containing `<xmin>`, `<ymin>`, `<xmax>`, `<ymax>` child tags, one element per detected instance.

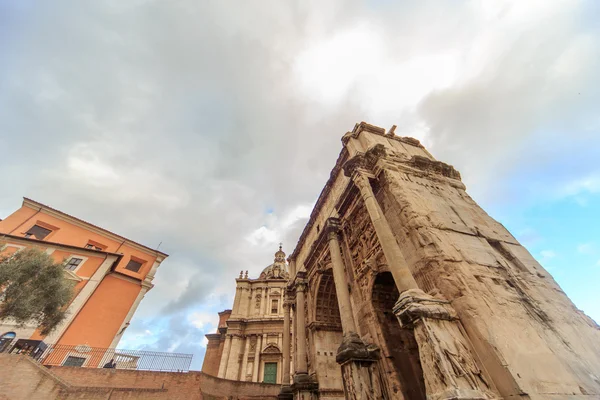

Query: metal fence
<box><xmin>4</xmin><ymin>340</ymin><xmax>193</xmax><ymax>372</ymax></box>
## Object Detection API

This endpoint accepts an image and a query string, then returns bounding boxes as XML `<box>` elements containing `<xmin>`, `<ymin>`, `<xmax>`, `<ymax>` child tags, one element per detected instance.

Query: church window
<box><xmin>271</xmin><ymin>299</ymin><xmax>278</xmax><ymax>314</ymax></box>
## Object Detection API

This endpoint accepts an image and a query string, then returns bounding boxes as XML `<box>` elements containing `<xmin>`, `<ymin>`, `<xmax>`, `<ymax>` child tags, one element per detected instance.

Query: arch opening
<box><xmin>316</xmin><ymin>270</ymin><xmax>342</xmax><ymax>327</ymax></box>
<box><xmin>372</xmin><ymin>272</ymin><xmax>426</xmax><ymax>400</ymax></box>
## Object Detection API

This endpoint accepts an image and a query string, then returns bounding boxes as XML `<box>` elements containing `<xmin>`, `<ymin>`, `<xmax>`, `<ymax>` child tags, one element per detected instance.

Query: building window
<box><xmin>125</xmin><ymin>259</ymin><xmax>143</xmax><ymax>273</ymax></box>
<box><xmin>0</xmin><ymin>332</ymin><xmax>16</xmax><ymax>352</ymax></box>
<box><xmin>263</xmin><ymin>362</ymin><xmax>277</xmax><ymax>383</ymax></box>
<box><xmin>85</xmin><ymin>241</ymin><xmax>105</xmax><ymax>251</ymax></box>
<box><xmin>24</xmin><ymin>225</ymin><xmax>52</xmax><ymax>240</ymax></box>
<box><xmin>65</xmin><ymin>257</ymin><xmax>83</xmax><ymax>271</ymax></box>
<box><xmin>63</xmin><ymin>356</ymin><xmax>86</xmax><ymax>367</ymax></box>
<box><xmin>271</xmin><ymin>299</ymin><xmax>278</xmax><ymax>314</ymax></box>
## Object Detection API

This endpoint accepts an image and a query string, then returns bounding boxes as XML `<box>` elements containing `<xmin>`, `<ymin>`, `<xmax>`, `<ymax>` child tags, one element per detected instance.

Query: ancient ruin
<box><xmin>205</xmin><ymin>122</ymin><xmax>600</xmax><ymax>400</ymax></box>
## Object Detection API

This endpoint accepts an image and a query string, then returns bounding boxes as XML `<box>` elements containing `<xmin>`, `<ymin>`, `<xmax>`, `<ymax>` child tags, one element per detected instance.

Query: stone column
<box><xmin>279</xmin><ymin>297</ymin><xmax>293</xmax><ymax>399</ymax></box>
<box><xmin>232</xmin><ymin>286</ymin><xmax>243</xmax><ymax>317</ymax></box>
<box><xmin>294</xmin><ymin>279</ymin><xmax>308</xmax><ymax>375</ymax></box>
<box><xmin>262</xmin><ymin>287</ymin><xmax>270</xmax><ymax>316</ymax></box>
<box><xmin>225</xmin><ymin>335</ymin><xmax>243</xmax><ymax>380</ymax></box>
<box><xmin>351</xmin><ymin>170</ymin><xmax>418</xmax><ymax>292</ymax></box>
<box><xmin>347</xmin><ymin>162</ymin><xmax>496</xmax><ymax>400</ymax></box>
<box><xmin>253</xmin><ymin>334</ymin><xmax>262</xmax><ymax>382</ymax></box>
<box><xmin>242</xmin><ymin>287</ymin><xmax>251</xmax><ymax>317</ymax></box>
<box><xmin>326</xmin><ymin>217</ymin><xmax>388</xmax><ymax>400</ymax></box>
<box><xmin>291</xmin><ymin>272</ymin><xmax>318</xmax><ymax>395</ymax></box>
<box><xmin>218</xmin><ymin>335</ymin><xmax>233</xmax><ymax>378</ymax></box>
<box><xmin>326</xmin><ymin>219</ymin><xmax>357</xmax><ymax>334</ymax></box>
<box><xmin>292</xmin><ymin>303</ymin><xmax>297</xmax><ymax>372</ymax></box>
<box><xmin>241</xmin><ymin>336</ymin><xmax>250</xmax><ymax>381</ymax></box>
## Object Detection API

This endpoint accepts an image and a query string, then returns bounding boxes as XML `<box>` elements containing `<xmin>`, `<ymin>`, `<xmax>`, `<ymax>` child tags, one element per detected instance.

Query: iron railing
<box><xmin>4</xmin><ymin>341</ymin><xmax>193</xmax><ymax>372</ymax></box>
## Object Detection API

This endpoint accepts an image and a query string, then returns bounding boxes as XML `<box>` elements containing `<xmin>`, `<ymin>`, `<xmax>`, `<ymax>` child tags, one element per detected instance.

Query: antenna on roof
<box><xmin>156</xmin><ymin>241</ymin><xmax>162</xmax><ymax>251</ymax></box>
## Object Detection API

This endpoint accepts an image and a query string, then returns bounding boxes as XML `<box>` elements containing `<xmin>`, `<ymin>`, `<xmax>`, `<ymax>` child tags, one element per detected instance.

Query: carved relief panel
<box><xmin>342</xmin><ymin>199</ymin><xmax>386</xmax><ymax>294</ymax></box>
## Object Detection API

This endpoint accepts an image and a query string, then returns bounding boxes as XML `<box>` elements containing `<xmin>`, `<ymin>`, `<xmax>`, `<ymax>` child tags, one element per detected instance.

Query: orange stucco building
<box><xmin>0</xmin><ymin>198</ymin><xmax>168</xmax><ymax>350</ymax></box>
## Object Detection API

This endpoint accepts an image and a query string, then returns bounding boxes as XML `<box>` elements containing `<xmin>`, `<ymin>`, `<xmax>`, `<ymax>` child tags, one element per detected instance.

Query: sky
<box><xmin>1</xmin><ymin>0</ymin><xmax>599</xmax><ymax>371</ymax></box>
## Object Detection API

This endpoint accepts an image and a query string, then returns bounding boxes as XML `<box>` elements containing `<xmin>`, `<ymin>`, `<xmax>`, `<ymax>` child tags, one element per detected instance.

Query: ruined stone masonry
<box><xmin>204</xmin><ymin>122</ymin><xmax>600</xmax><ymax>400</ymax></box>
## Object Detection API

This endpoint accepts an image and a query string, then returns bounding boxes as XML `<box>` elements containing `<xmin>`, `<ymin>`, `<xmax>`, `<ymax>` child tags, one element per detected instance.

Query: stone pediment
<box><xmin>261</xmin><ymin>343</ymin><xmax>281</xmax><ymax>354</ymax></box>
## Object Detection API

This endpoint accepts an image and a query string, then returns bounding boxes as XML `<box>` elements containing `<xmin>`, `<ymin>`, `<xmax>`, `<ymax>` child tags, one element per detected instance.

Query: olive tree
<box><xmin>0</xmin><ymin>246</ymin><xmax>75</xmax><ymax>335</ymax></box>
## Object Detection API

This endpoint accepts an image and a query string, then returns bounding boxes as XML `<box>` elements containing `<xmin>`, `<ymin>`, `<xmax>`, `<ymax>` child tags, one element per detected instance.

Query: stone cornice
<box><xmin>342</xmin><ymin>121</ymin><xmax>424</xmax><ymax>149</ymax></box>
<box><xmin>0</xmin><ymin>233</ymin><xmax>123</xmax><ymax>260</ymax></box>
<box><xmin>307</xmin><ymin>321</ymin><xmax>342</xmax><ymax>332</ymax></box>
<box><xmin>291</xmin><ymin>122</ymin><xmax>431</xmax><ymax>261</ymax></box>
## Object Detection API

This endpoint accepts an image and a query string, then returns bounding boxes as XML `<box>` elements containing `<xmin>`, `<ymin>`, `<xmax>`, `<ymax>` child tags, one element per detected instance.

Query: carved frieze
<box><xmin>342</xmin><ymin>200</ymin><xmax>384</xmax><ymax>294</ymax></box>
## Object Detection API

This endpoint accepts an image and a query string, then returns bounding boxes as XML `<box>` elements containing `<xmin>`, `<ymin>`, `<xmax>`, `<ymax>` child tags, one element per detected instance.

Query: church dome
<box><xmin>259</xmin><ymin>245</ymin><xmax>289</xmax><ymax>280</ymax></box>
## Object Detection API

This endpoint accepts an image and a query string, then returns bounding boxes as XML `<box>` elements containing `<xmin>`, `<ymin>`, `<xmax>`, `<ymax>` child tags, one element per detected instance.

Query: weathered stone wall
<box><xmin>49</xmin><ymin>365</ymin><xmax>281</xmax><ymax>399</ymax></box>
<box><xmin>372</xmin><ymin>135</ymin><xmax>600</xmax><ymax>398</ymax></box>
<box><xmin>289</xmin><ymin>122</ymin><xmax>600</xmax><ymax>400</ymax></box>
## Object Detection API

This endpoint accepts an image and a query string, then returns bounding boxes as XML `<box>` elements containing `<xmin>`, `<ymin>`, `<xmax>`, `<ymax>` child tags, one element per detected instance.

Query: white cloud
<box><xmin>1</xmin><ymin>0</ymin><xmax>599</xmax><ymax>362</ymax></box>
<box><xmin>188</xmin><ymin>311</ymin><xmax>219</xmax><ymax>332</ymax></box>
<box><xmin>577</xmin><ymin>243</ymin><xmax>596</xmax><ymax>255</ymax></box>
<box><xmin>540</xmin><ymin>250</ymin><xmax>556</xmax><ymax>259</ymax></box>
<box><xmin>561</xmin><ymin>175</ymin><xmax>600</xmax><ymax>198</ymax></box>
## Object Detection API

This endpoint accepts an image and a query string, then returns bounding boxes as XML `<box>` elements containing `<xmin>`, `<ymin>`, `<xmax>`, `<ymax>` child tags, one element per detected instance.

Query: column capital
<box><xmin>343</xmin><ymin>144</ymin><xmax>387</xmax><ymax>178</ymax></box>
<box><xmin>295</xmin><ymin>279</ymin><xmax>307</xmax><ymax>293</ymax></box>
<box><xmin>283</xmin><ymin>300</ymin><xmax>293</xmax><ymax>310</ymax></box>
<box><xmin>349</xmin><ymin>167</ymin><xmax>374</xmax><ymax>192</ymax></box>
<box><xmin>343</xmin><ymin>154</ymin><xmax>368</xmax><ymax>178</ymax></box>
<box><xmin>325</xmin><ymin>217</ymin><xmax>341</xmax><ymax>240</ymax></box>
<box><xmin>392</xmin><ymin>288</ymin><xmax>457</xmax><ymax>327</ymax></box>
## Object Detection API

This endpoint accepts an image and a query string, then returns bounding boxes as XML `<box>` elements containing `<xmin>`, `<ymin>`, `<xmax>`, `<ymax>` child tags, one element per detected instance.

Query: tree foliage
<box><xmin>0</xmin><ymin>246</ymin><xmax>75</xmax><ymax>335</ymax></box>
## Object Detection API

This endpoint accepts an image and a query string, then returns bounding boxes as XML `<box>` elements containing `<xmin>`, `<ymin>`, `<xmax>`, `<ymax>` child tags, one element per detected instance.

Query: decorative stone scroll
<box><xmin>394</xmin><ymin>289</ymin><xmax>497</xmax><ymax>400</ymax></box>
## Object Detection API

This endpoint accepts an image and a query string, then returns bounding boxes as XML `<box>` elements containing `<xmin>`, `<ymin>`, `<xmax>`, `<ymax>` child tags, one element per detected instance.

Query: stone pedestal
<box><xmin>394</xmin><ymin>289</ymin><xmax>496</xmax><ymax>400</ymax></box>
<box><xmin>278</xmin><ymin>384</ymin><xmax>293</xmax><ymax>400</ymax></box>
<box><xmin>292</xmin><ymin>372</ymin><xmax>319</xmax><ymax>400</ymax></box>
<box><xmin>336</xmin><ymin>332</ymin><xmax>389</xmax><ymax>400</ymax></box>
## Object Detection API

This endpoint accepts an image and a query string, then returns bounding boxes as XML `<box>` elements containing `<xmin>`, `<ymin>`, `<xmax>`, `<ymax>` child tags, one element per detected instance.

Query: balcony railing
<box><xmin>2</xmin><ymin>340</ymin><xmax>193</xmax><ymax>372</ymax></box>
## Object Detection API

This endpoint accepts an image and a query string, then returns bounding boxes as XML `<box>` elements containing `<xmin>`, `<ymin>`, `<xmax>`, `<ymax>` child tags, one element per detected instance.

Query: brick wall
<box><xmin>0</xmin><ymin>353</ymin><xmax>280</xmax><ymax>400</ymax></box>
<box><xmin>50</xmin><ymin>366</ymin><xmax>280</xmax><ymax>399</ymax></box>
<box><xmin>202</xmin><ymin>333</ymin><xmax>224</xmax><ymax>376</ymax></box>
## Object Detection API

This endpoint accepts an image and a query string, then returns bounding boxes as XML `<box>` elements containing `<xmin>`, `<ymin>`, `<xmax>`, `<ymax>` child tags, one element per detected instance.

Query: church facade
<box><xmin>204</xmin><ymin>122</ymin><xmax>600</xmax><ymax>400</ymax></box>
<box><xmin>202</xmin><ymin>246</ymin><xmax>294</xmax><ymax>384</ymax></box>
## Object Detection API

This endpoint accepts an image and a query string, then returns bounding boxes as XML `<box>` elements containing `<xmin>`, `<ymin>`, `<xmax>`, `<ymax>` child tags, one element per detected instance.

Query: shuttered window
<box><xmin>25</xmin><ymin>225</ymin><xmax>52</xmax><ymax>240</ymax></box>
<box><xmin>125</xmin><ymin>259</ymin><xmax>143</xmax><ymax>272</ymax></box>
<box><xmin>263</xmin><ymin>362</ymin><xmax>277</xmax><ymax>384</ymax></box>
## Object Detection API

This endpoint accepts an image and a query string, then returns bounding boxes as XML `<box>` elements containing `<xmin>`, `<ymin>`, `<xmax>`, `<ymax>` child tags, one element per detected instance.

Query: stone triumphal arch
<box><xmin>205</xmin><ymin>122</ymin><xmax>600</xmax><ymax>400</ymax></box>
